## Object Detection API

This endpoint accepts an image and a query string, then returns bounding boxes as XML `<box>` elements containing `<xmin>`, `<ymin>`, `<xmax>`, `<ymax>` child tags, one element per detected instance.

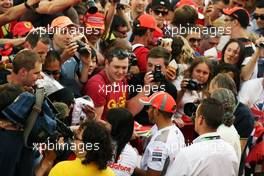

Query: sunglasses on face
<box><xmin>253</xmin><ymin>14</ymin><xmax>264</xmax><ymax>20</ymax></box>
<box><xmin>44</xmin><ymin>70</ymin><xmax>61</xmax><ymax>76</ymax></box>
<box><xmin>189</xmin><ymin>38</ymin><xmax>201</xmax><ymax>43</ymax></box>
<box><xmin>153</xmin><ymin>9</ymin><xmax>169</xmax><ymax>16</ymax></box>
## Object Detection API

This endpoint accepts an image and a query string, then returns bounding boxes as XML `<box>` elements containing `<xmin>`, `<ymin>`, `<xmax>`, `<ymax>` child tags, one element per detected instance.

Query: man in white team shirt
<box><xmin>134</xmin><ymin>91</ymin><xmax>185</xmax><ymax>176</ymax></box>
<box><xmin>166</xmin><ymin>98</ymin><xmax>239</xmax><ymax>176</ymax></box>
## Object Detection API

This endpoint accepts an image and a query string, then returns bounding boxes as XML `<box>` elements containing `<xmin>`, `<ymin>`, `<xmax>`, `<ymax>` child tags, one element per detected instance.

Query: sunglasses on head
<box><xmin>189</xmin><ymin>38</ymin><xmax>201</xmax><ymax>43</ymax></box>
<box><xmin>253</xmin><ymin>14</ymin><xmax>264</xmax><ymax>20</ymax></box>
<box><xmin>110</xmin><ymin>49</ymin><xmax>130</xmax><ymax>58</ymax></box>
<box><xmin>44</xmin><ymin>70</ymin><xmax>61</xmax><ymax>76</ymax></box>
<box><xmin>153</xmin><ymin>9</ymin><xmax>169</xmax><ymax>16</ymax></box>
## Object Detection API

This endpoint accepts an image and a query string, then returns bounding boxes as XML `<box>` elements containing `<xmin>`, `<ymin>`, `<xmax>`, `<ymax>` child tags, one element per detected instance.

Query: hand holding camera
<box><xmin>181</xmin><ymin>79</ymin><xmax>202</xmax><ymax>91</ymax></box>
<box><xmin>152</xmin><ymin>65</ymin><xmax>165</xmax><ymax>83</ymax></box>
<box><xmin>60</xmin><ymin>41</ymin><xmax>78</xmax><ymax>63</ymax></box>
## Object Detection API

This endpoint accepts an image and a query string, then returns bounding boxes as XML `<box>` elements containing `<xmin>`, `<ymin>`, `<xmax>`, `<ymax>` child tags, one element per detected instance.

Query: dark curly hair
<box><xmin>81</xmin><ymin>120</ymin><xmax>113</xmax><ymax>170</ymax></box>
<box><xmin>107</xmin><ymin>108</ymin><xmax>134</xmax><ymax>163</ymax></box>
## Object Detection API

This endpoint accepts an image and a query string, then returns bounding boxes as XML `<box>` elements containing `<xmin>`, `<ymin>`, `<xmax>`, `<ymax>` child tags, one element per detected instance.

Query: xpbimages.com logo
<box><xmin>98</xmin><ymin>83</ymin><xmax>166</xmax><ymax>95</ymax></box>
<box><xmin>164</xmin><ymin>24</ymin><xmax>231</xmax><ymax>37</ymax></box>
<box><xmin>35</xmin><ymin>25</ymin><xmax>101</xmax><ymax>36</ymax></box>
<box><xmin>33</xmin><ymin>140</ymin><xmax>99</xmax><ymax>154</ymax></box>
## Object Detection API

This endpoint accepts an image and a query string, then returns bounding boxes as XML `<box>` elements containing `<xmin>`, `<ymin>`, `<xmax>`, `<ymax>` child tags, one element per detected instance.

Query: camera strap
<box><xmin>23</xmin><ymin>87</ymin><xmax>45</xmax><ymax>148</ymax></box>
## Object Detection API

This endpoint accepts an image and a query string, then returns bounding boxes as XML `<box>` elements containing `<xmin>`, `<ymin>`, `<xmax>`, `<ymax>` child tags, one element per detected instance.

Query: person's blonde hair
<box><xmin>177</xmin><ymin>35</ymin><xmax>195</xmax><ymax>64</ymax></box>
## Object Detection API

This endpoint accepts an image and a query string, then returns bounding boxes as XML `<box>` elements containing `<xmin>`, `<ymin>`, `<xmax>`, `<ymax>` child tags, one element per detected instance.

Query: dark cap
<box><xmin>223</xmin><ymin>7</ymin><xmax>250</xmax><ymax>28</ymax></box>
<box><xmin>151</xmin><ymin>0</ymin><xmax>171</xmax><ymax>10</ymax></box>
<box><xmin>48</xmin><ymin>88</ymin><xmax>74</xmax><ymax>106</ymax></box>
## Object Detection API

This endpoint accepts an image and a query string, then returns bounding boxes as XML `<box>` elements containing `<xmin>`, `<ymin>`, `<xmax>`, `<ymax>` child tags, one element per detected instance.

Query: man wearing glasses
<box><xmin>248</xmin><ymin>1</ymin><xmax>264</xmax><ymax>37</ymax></box>
<box><xmin>165</xmin><ymin>98</ymin><xmax>239</xmax><ymax>176</ymax></box>
<box><xmin>149</xmin><ymin>0</ymin><xmax>170</xmax><ymax>30</ymax></box>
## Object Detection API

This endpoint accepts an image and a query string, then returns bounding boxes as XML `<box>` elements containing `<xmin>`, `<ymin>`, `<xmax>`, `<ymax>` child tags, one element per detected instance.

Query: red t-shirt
<box><xmin>83</xmin><ymin>70</ymin><xmax>128</xmax><ymax>120</ymax></box>
<box><xmin>133</xmin><ymin>46</ymin><xmax>149</xmax><ymax>73</ymax></box>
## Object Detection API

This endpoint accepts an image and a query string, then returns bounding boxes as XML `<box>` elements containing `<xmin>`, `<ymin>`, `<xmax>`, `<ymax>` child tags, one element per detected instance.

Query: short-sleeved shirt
<box><xmin>83</xmin><ymin>70</ymin><xmax>127</xmax><ymax>120</ymax></box>
<box><xmin>132</xmin><ymin>44</ymin><xmax>149</xmax><ymax>73</ymax></box>
<box><xmin>238</xmin><ymin>78</ymin><xmax>264</xmax><ymax>108</ymax></box>
<box><xmin>108</xmin><ymin>144</ymin><xmax>138</xmax><ymax>176</ymax></box>
<box><xmin>234</xmin><ymin>102</ymin><xmax>254</xmax><ymax>138</ymax></box>
<box><xmin>140</xmin><ymin>125</ymin><xmax>185</xmax><ymax>172</ymax></box>
<box><xmin>48</xmin><ymin>157</ymin><xmax>115</xmax><ymax>176</ymax></box>
<box><xmin>165</xmin><ymin>132</ymin><xmax>239</xmax><ymax>176</ymax></box>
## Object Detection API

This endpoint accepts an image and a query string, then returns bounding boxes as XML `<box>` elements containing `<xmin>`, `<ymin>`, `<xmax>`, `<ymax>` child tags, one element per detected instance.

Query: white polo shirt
<box><xmin>140</xmin><ymin>124</ymin><xmax>185</xmax><ymax>172</ymax></box>
<box><xmin>165</xmin><ymin>132</ymin><xmax>239</xmax><ymax>176</ymax></box>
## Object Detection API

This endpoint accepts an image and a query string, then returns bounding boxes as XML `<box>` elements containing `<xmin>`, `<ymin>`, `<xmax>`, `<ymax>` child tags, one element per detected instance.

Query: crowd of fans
<box><xmin>0</xmin><ymin>0</ymin><xmax>264</xmax><ymax>175</ymax></box>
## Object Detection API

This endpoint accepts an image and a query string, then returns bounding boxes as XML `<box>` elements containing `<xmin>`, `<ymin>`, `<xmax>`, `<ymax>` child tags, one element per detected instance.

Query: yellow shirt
<box><xmin>49</xmin><ymin>158</ymin><xmax>115</xmax><ymax>176</ymax></box>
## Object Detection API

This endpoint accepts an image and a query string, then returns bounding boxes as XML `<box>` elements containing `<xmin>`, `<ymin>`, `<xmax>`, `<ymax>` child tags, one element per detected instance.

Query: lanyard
<box><xmin>196</xmin><ymin>135</ymin><xmax>221</xmax><ymax>143</ymax></box>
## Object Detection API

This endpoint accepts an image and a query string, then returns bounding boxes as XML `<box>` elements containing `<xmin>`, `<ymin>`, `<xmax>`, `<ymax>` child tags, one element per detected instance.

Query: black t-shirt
<box><xmin>128</xmin><ymin>73</ymin><xmax>177</xmax><ymax>125</ymax></box>
<box><xmin>234</xmin><ymin>102</ymin><xmax>255</xmax><ymax>138</ymax></box>
<box><xmin>0</xmin><ymin>68</ymin><xmax>10</xmax><ymax>85</ymax></box>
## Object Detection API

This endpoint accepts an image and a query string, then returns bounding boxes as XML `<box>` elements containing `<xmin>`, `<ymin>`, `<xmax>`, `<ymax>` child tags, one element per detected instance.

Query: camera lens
<box><xmin>86</xmin><ymin>0</ymin><xmax>98</xmax><ymax>14</ymax></box>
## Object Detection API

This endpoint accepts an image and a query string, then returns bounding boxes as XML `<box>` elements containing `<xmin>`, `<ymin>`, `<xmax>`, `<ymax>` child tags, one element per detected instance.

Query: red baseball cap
<box><xmin>84</xmin><ymin>12</ymin><xmax>105</xmax><ymax>30</ymax></box>
<box><xmin>176</xmin><ymin>0</ymin><xmax>204</xmax><ymax>19</ymax></box>
<box><xmin>13</xmin><ymin>21</ymin><xmax>33</xmax><ymax>37</ymax></box>
<box><xmin>223</xmin><ymin>7</ymin><xmax>250</xmax><ymax>28</ymax></box>
<box><xmin>136</xmin><ymin>14</ymin><xmax>162</xmax><ymax>33</ymax></box>
<box><xmin>139</xmin><ymin>91</ymin><xmax>177</xmax><ymax>113</ymax></box>
<box><xmin>51</xmin><ymin>16</ymin><xmax>77</xmax><ymax>28</ymax></box>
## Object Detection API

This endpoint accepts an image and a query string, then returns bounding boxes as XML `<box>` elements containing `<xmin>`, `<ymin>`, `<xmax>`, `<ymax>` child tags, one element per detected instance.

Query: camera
<box><xmin>152</xmin><ymin>65</ymin><xmax>165</xmax><ymax>82</ymax></box>
<box><xmin>186</xmin><ymin>80</ymin><xmax>202</xmax><ymax>91</ymax></box>
<box><xmin>86</xmin><ymin>0</ymin><xmax>98</xmax><ymax>14</ymax></box>
<box><xmin>76</xmin><ymin>40</ymin><xmax>91</xmax><ymax>56</ymax></box>
<box><xmin>129</xmin><ymin>53</ymin><xmax>137</xmax><ymax>66</ymax></box>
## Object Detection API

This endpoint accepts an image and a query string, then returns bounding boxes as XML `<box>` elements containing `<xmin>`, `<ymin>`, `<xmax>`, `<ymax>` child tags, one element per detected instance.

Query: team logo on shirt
<box><xmin>152</xmin><ymin>151</ymin><xmax>163</xmax><ymax>162</ymax></box>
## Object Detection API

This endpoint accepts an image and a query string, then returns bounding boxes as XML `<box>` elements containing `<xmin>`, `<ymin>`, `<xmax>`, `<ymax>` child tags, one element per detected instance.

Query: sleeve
<box><xmin>146</xmin><ymin>141</ymin><xmax>169</xmax><ymax>171</ymax></box>
<box><xmin>234</xmin><ymin>105</ymin><xmax>254</xmax><ymax>138</ymax></box>
<box><xmin>238</xmin><ymin>79</ymin><xmax>261</xmax><ymax>108</ymax></box>
<box><xmin>134</xmin><ymin>47</ymin><xmax>149</xmax><ymax>73</ymax></box>
<box><xmin>83</xmin><ymin>79</ymin><xmax>106</xmax><ymax>107</ymax></box>
<box><xmin>165</xmin><ymin>151</ymin><xmax>190</xmax><ymax>176</ymax></box>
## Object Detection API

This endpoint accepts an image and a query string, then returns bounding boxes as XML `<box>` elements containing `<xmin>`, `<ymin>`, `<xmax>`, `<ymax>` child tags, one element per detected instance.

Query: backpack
<box><xmin>1</xmin><ymin>88</ymin><xmax>58</xmax><ymax>147</ymax></box>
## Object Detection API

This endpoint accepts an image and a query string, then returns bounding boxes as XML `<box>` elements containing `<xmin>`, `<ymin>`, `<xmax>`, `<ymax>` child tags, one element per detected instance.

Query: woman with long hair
<box><xmin>107</xmin><ymin>108</ymin><xmax>138</xmax><ymax>176</ymax></box>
